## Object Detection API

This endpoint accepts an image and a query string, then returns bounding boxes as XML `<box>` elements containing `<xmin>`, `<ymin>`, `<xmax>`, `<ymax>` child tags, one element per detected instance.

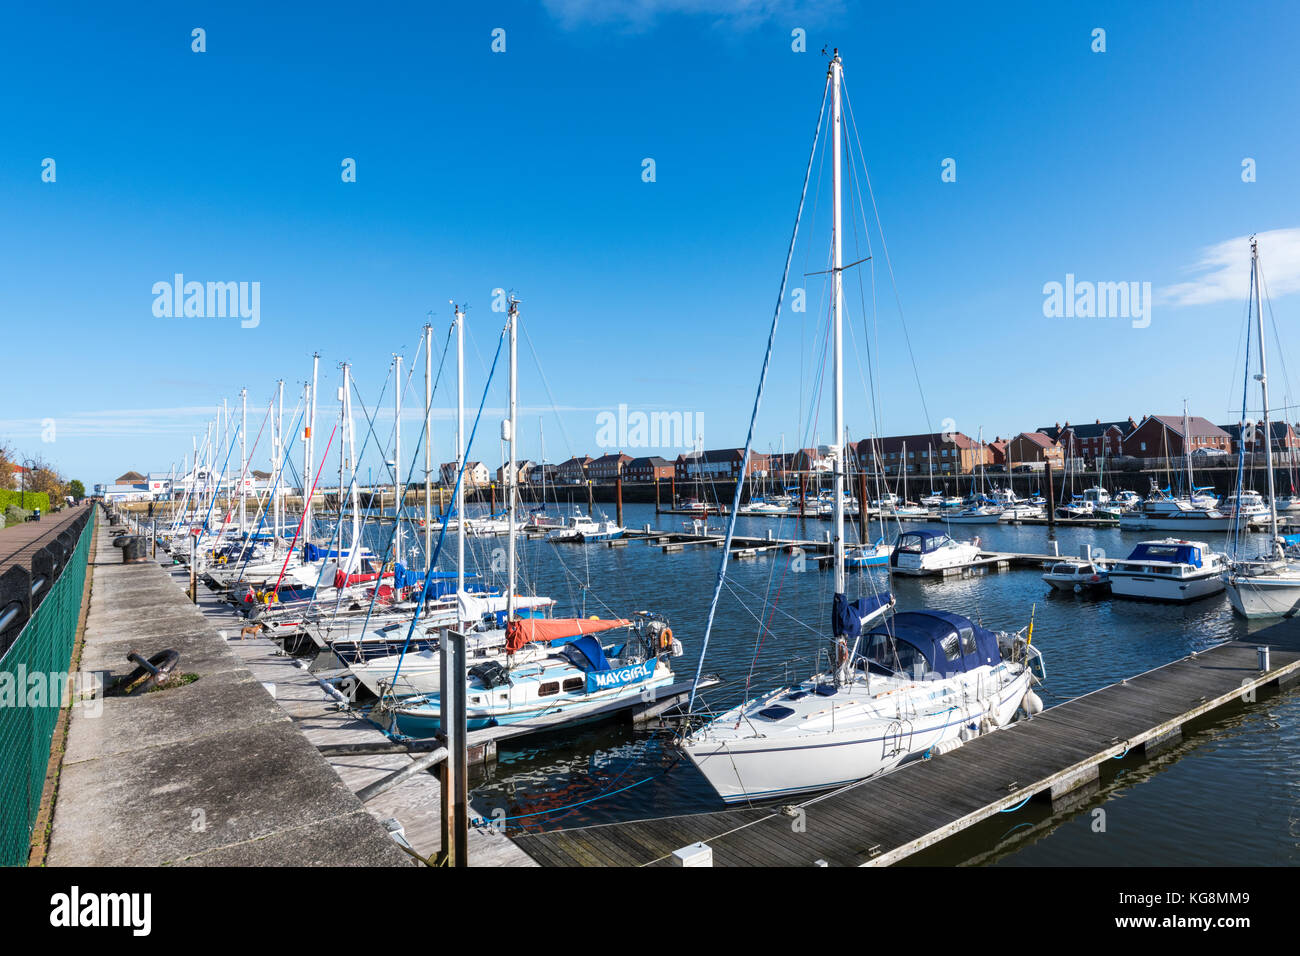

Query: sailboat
<box><xmin>386</xmin><ymin>299</ymin><xmax>683</xmax><ymax>734</ymax></box>
<box><xmin>1224</xmin><ymin>237</ymin><xmax>1300</xmax><ymax>617</ymax></box>
<box><xmin>679</xmin><ymin>51</ymin><xmax>1044</xmax><ymax>804</ymax></box>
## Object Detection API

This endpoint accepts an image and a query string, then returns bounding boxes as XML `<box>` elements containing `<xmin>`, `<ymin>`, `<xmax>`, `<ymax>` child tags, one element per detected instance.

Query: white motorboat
<box><xmin>1042</xmin><ymin>559</ymin><xmax>1110</xmax><ymax>592</ymax></box>
<box><xmin>946</xmin><ymin>504</ymin><xmax>1002</xmax><ymax>524</ymax></box>
<box><xmin>889</xmin><ymin>529</ymin><xmax>981</xmax><ymax>574</ymax></box>
<box><xmin>998</xmin><ymin>502</ymin><xmax>1044</xmax><ymax>521</ymax></box>
<box><xmin>545</xmin><ymin>510</ymin><xmax>625</xmax><ymax>542</ymax></box>
<box><xmin>1055</xmin><ymin>497</ymin><xmax>1095</xmax><ymax>520</ymax></box>
<box><xmin>1118</xmin><ymin>501</ymin><xmax>1233</xmax><ymax>532</ymax></box>
<box><xmin>1107</xmin><ymin>539</ymin><xmax>1227</xmax><ymax>602</ymax></box>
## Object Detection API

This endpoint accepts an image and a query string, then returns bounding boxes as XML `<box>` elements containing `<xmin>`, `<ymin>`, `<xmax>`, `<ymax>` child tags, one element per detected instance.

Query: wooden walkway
<box><xmin>509</xmin><ymin>627</ymin><xmax>1300</xmax><ymax>866</ymax></box>
<box><xmin>0</xmin><ymin>504</ymin><xmax>90</xmax><ymax>574</ymax></box>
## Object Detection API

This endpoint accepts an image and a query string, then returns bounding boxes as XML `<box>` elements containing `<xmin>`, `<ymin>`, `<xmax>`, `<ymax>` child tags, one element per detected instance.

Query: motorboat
<box><xmin>1107</xmin><ymin>539</ymin><xmax>1228</xmax><ymax>602</ymax></box>
<box><xmin>889</xmin><ymin>529</ymin><xmax>981</xmax><ymax>574</ymax></box>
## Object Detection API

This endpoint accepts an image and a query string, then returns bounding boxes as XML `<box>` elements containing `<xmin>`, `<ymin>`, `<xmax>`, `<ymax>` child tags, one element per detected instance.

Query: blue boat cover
<box><xmin>1124</xmin><ymin>542</ymin><xmax>1202</xmax><ymax>567</ymax></box>
<box><xmin>393</xmin><ymin>562</ymin><xmax>479</xmax><ymax>593</ymax></box>
<box><xmin>305</xmin><ymin>543</ymin><xmax>354</xmax><ymax>561</ymax></box>
<box><xmin>562</xmin><ymin>635</ymin><xmax>611</xmax><ymax>672</ymax></box>
<box><xmin>863</xmin><ymin>610</ymin><xmax>999</xmax><ymax>678</ymax></box>
<box><xmin>832</xmin><ymin>591</ymin><xmax>893</xmax><ymax>638</ymax></box>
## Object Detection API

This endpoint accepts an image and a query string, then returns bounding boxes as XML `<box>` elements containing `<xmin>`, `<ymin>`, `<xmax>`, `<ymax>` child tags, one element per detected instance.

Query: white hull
<box><xmin>685</xmin><ymin>673</ymin><xmax>1031</xmax><ymax>803</ymax></box>
<box><xmin>1119</xmin><ymin>514</ymin><xmax>1233</xmax><ymax>532</ymax></box>
<box><xmin>1109</xmin><ymin>570</ymin><xmax>1224</xmax><ymax>602</ymax></box>
<box><xmin>1225</xmin><ymin>572</ymin><xmax>1300</xmax><ymax>618</ymax></box>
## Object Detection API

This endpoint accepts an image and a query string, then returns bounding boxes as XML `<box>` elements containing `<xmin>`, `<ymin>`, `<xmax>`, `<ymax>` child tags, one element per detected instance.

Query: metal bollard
<box><xmin>113</xmin><ymin>535</ymin><xmax>148</xmax><ymax>564</ymax></box>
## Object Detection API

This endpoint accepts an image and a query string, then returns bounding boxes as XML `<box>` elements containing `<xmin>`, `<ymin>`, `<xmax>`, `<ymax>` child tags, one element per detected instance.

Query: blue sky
<box><xmin>3</xmin><ymin>1</ymin><xmax>1300</xmax><ymax>486</ymax></box>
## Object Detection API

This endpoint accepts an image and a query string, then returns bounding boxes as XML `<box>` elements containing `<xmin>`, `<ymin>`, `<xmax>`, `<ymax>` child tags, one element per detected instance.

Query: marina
<box><xmin>4</xmin><ymin>9</ymin><xmax>1300</xmax><ymax>916</ymax></box>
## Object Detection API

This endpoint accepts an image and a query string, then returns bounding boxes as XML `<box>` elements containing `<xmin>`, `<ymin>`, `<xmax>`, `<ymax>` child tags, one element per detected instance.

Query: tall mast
<box><xmin>506</xmin><ymin>297</ymin><xmax>519</xmax><ymax>622</ymax></box>
<box><xmin>455</xmin><ymin>305</ymin><xmax>466</xmax><ymax>604</ymax></box>
<box><xmin>1253</xmin><ymin>237</ymin><xmax>1279</xmax><ymax>543</ymax></box>
<box><xmin>305</xmin><ymin>353</ymin><xmax>319</xmax><ymax>552</ymax></box>
<box><xmin>830</xmin><ymin>49</ymin><xmax>846</xmax><ymax>594</ymax></box>
<box><xmin>1184</xmin><ymin>399</ymin><xmax>1194</xmax><ymax>495</ymax></box>
<box><xmin>344</xmin><ymin>364</ymin><xmax>360</xmax><ymax>567</ymax></box>
<box><xmin>424</xmin><ymin>322</ymin><xmax>434</xmax><ymax>566</ymax></box>
<box><xmin>393</xmin><ymin>353</ymin><xmax>403</xmax><ymax>567</ymax></box>
<box><xmin>338</xmin><ymin>365</ymin><xmax>346</xmax><ymax>557</ymax></box>
<box><xmin>275</xmin><ymin>379</ymin><xmax>284</xmax><ymax>547</ymax></box>
<box><xmin>222</xmin><ymin>397</ymin><xmax>229</xmax><ymax>521</ymax></box>
<box><xmin>239</xmin><ymin>387</ymin><xmax>247</xmax><ymax>530</ymax></box>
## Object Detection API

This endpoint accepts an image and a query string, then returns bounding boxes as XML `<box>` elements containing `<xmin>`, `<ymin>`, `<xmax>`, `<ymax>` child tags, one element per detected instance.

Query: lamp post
<box><xmin>20</xmin><ymin>458</ymin><xmax>37</xmax><ymax>510</ymax></box>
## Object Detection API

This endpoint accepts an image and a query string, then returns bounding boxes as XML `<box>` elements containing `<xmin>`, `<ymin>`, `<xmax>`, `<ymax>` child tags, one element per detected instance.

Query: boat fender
<box><xmin>1021</xmin><ymin>690</ymin><xmax>1043</xmax><ymax>716</ymax></box>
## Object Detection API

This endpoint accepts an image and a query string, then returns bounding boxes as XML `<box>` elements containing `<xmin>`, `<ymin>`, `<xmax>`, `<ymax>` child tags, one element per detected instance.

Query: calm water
<box><xmin>349</xmin><ymin>502</ymin><xmax>1300</xmax><ymax>865</ymax></box>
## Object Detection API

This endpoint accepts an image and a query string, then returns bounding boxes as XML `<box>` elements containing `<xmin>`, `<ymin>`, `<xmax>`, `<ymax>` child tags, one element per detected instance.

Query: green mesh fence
<box><xmin>0</xmin><ymin>513</ymin><xmax>93</xmax><ymax>866</ymax></box>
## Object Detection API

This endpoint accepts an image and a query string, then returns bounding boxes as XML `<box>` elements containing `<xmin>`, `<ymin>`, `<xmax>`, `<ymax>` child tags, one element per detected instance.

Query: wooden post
<box><xmin>1045</xmin><ymin>461</ymin><xmax>1056</xmax><ymax>530</ymax></box>
<box><xmin>438</xmin><ymin>629</ymin><xmax>468</xmax><ymax>866</ymax></box>
<box><xmin>490</xmin><ymin>481</ymin><xmax>496</xmax><ymax>513</ymax></box>
<box><xmin>858</xmin><ymin>469</ymin><xmax>868</xmax><ymax>543</ymax></box>
<box><xmin>670</xmin><ymin>474</ymin><xmax>676</xmax><ymax>510</ymax></box>
<box><xmin>615</xmin><ymin>475</ymin><xmax>623</xmax><ymax>526</ymax></box>
<box><xmin>655</xmin><ymin>474</ymin><xmax>661</xmax><ymax>513</ymax></box>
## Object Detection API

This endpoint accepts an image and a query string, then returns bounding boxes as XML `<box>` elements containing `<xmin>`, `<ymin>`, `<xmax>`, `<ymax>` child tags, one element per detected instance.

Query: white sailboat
<box><xmin>386</xmin><ymin>300</ymin><xmax>682</xmax><ymax>734</ymax></box>
<box><xmin>1224</xmin><ymin>237</ymin><xmax>1300</xmax><ymax>617</ymax></box>
<box><xmin>679</xmin><ymin>51</ymin><xmax>1043</xmax><ymax>804</ymax></box>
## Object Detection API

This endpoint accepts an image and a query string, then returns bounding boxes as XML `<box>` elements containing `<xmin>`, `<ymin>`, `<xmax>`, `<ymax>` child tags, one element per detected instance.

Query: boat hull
<box><xmin>1225</xmin><ymin>574</ymin><xmax>1300</xmax><ymax>618</ymax></box>
<box><xmin>684</xmin><ymin>675</ymin><xmax>1030</xmax><ymax>804</ymax></box>
<box><xmin>1109</xmin><ymin>571</ymin><xmax>1225</xmax><ymax>602</ymax></box>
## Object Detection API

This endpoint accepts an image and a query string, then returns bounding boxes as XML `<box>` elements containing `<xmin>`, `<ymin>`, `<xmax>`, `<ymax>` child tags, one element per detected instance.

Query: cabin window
<box><xmin>562</xmin><ymin>677</ymin><xmax>584</xmax><ymax>693</ymax></box>
<box><xmin>959</xmin><ymin>627</ymin><xmax>976</xmax><ymax>655</ymax></box>
<box><xmin>538</xmin><ymin>681</ymin><xmax>560</xmax><ymax>697</ymax></box>
<box><xmin>940</xmin><ymin>634</ymin><xmax>962</xmax><ymax>661</ymax></box>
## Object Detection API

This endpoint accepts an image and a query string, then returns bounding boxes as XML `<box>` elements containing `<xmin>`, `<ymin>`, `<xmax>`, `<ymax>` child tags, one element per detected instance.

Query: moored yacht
<box><xmin>890</xmin><ymin>529</ymin><xmax>981</xmax><ymax>574</ymax></box>
<box><xmin>681</xmin><ymin>608</ymin><xmax>1043</xmax><ymax>803</ymax></box>
<box><xmin>1107</xmin><ymin>539</ymin><xmax>1227</xmax><ymax>602</ymax></box>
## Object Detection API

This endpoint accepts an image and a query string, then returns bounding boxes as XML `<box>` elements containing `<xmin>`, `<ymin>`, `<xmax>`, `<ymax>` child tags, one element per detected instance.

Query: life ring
<box><xmin>659</xmin><ymin>627</ymin><xmax>674</xmax><ymax>651</ymax></box>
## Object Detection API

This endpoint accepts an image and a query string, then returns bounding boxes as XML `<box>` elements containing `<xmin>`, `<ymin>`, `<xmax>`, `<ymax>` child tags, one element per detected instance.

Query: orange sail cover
<box><xmin>506</xmin><ymin>617</ymin><xmax>632</xmax><ymax>654</ymax></box>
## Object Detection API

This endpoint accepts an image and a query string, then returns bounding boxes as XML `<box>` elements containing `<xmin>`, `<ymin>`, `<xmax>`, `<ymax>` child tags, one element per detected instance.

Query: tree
<box><xmin>68</xmin><ymin>479</ymin><xmax>85</xmax><ymax>500</ymax></box>
<box><xmin>0</xmin><ymin>443</ymin><xmax>14</xmax><ymax>491</ymax></box>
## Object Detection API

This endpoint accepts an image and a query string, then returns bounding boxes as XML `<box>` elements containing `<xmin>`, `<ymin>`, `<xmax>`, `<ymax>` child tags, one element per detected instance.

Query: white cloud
<box><xmin>541</xmin><ymin>0</ymin><xmax>841</xmax><ymax>31</ymax></box>
<box><xmin>1160</xmin><ymin>228</ymin><xmax>1300</xmax><ymax>306</ymax></box>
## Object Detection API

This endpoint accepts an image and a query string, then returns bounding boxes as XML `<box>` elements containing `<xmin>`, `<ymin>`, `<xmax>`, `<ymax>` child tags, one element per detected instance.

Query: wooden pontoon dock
<box><xmin>508</xmin><ymin>626</ymin><xmax>1300</xmax><ymax>866</ymax></box>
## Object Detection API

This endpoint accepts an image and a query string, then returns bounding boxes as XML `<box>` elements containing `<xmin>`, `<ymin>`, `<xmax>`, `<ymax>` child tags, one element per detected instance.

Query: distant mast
<box><xmin>1253</xmin><ymin>237</ymin><xmax>1279</xmax><ymax>543</ymax></box>
<box><xmin>393</xmin><ymin>352</ymin><xmax>403</xmax><ymax>568</ymax></box>
<box><xmin>424</xmin><ymin>322</ymin><xmax>434</xmax><ymax>566</ymax></box>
